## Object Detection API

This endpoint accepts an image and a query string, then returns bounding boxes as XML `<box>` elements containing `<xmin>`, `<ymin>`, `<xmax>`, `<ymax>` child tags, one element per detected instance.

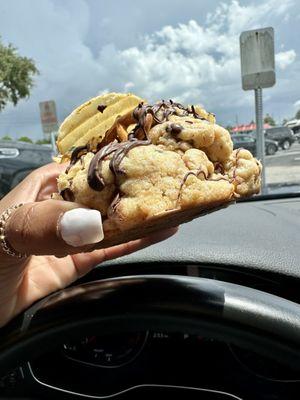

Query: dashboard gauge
<box><xmin>63</xmin><ymin>331</ymin><xmax>148</xmax><ymax>368</ymax></box>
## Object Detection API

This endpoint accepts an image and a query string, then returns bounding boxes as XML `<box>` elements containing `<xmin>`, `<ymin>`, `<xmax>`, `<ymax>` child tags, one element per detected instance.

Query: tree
<box><xmin>225</xmin><ymin>125</ymin><xmax>233</xmax><ymax>132</ymax></box>
<box><xmin>0</xmin><ymin>37</ymin><xmax>39</xmax><ymax>111</ymax></box>
<box><xmin>295</xmin><ymin>109</ymin><xmax>300</xmax><ymax>120</ymax></box>
<box><xmin>2</xmin><ymin>135</ymin><xmax>12</xmax><ymax>140</ymax></box>
<box><xmin>264</xmin><ymin>113</ymin><xmax>276</xmax><ymax>126</ymax></box>
<box><xmin>36</xmin><ymin>138</ymin><xmax>51</xmax><ymax>145</ymax></box>
<box><xmin>18</xmin><ymin>136</ymin><xmax>33</xmax><ymax>143</ymax></box>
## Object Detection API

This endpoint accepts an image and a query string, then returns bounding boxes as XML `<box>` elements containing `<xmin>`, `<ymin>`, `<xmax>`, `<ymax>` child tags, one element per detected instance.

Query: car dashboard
<box><xmin>1</xmin><ymin>196</ymin><xmax>300</xmax><ymax>399</ymax></box>
<box><xmin>26</xmin><ymin>327</ymin><xmax>300</xmax><ymax>399</ymax></box>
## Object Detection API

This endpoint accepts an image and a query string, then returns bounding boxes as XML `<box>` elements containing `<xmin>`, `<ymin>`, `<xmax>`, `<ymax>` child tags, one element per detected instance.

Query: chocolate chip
<box><xmin>97</xmin><ymin>104</ymin><xmax>107</xmax><ymax>113</ymax></box>
<box><xmin>166</xmin><ymin>123</ymin><xmax>183</xmax><ymax>135</ymax></box>
<box><xmin>61</xmin><ymin>188</ymin><xmax>75</xmax><ymax>202</ymax></box>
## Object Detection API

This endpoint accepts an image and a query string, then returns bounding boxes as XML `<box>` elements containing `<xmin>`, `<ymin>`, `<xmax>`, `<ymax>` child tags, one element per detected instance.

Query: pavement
<box><xmin>264</xmin><ymin>142</ymin><xmax>300</xmax><ymax>191</ymax></box>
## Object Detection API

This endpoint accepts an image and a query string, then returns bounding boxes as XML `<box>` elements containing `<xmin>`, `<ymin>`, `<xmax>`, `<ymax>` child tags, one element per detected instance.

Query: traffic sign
<box><xmin>39</xmin><ymin>100</ymin><xmax>58</xmax><ymax>138</ymax></box>
<box><xmin>240</xmin><ymin>27</ymin><xmax>276</xmax><ymax>194</ymax></box>
<box><xmin>240</xmin><ymin>27</ymin><xmax>275</xmax><ymax>91</ymax></box>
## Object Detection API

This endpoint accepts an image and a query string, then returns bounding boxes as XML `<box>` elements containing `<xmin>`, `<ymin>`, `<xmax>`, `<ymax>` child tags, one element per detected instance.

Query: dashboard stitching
<box><xmin>27</xmin><ymin>362</ymin><xmax>243</xmax><ymax>399</ymax></box>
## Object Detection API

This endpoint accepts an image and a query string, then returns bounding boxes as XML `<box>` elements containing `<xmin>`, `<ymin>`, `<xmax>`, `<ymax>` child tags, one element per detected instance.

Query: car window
<box><xmin>0</xmin><ymin>1</ymin><xmax>299</xmax><ymax>199</ymax></box>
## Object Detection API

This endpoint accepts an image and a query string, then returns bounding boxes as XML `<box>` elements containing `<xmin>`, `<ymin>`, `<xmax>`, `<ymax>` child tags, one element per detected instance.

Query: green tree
<box><xmin>0</xmin><ymin>37</ymin><xmax>39</xmax><ymax>111</ymax></box>
<box><xmin>2</xmin><ymin>134</ymin><xmax>12</xmax><ymax>140</ymax></box>
<box><xmin>295</xmin><ymin>109</ymin><xmax>300</xmax><ymax>120</ymax></box>
<box><xmin>264</xmin><ymin>113</ymin><xmax>276</xmax><ymax>126</ymax></box>
<box><xmin>18</xmin><ymin>136</ymin><xmax>33</xmax><ymax>143</ymax></box>
<box><xmin>36</xmin><ymin>138</ymin><xmax>51</xmax><ymax>145</ymax></box>
<box><xmin>225</xmin><ymin>125</ymin><xmax>233</xmax><ymax>132</ymax></box>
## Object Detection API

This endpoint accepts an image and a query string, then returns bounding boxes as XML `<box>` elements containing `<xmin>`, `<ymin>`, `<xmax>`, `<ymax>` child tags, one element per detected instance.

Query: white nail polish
<box><xmin>59</xmin><ymin>208</ymin><xmax>104</xmax><ymax>247</ymax></box>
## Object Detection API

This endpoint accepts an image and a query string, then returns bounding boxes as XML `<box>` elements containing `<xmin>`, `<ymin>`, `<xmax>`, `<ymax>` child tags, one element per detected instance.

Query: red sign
<box><xmin>231</xmin><ymin>123</ymin><xmax>271</xmax><ymax>133</ymax></box>
<box><xmin>39</xmin><ymin>101</ymin><xmax>58</xmax><ymax>135</ymax></box>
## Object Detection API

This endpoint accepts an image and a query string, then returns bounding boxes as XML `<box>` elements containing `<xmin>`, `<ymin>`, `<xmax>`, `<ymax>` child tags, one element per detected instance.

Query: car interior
<box><xmin>0</xmin><ymin>192</ymin><xmax>300</xmax><ymax>400</ymax></box>
<box><xmin>1</xmin><ymin>1</ymin><xmax>300</xmax><ymax>399</ymax></box>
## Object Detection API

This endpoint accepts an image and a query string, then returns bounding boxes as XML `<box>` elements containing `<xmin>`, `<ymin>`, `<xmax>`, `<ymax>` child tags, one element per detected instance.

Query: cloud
<box><xmin>294</xmin><ymin>99</ymin><xmax>300</xmax><ymax>108</ymax></box>
<box><xmin>0</xmin><ymin>0</ymin><xmax>298</xmax><ymax>139</ymax></box>
<box><xmin>97</xmin><ymin>0</ymin><xmax>296</xmax><ymax>111</ymax></box>
<box><xmin>206</xmin><ymin>0</ymin><xmax>294</xmax><ymax>35</ymax></box>
<box><xmin>276</xmin><ymin>50</ymin><xmax>296</xmax><ymax>69</ymax></box>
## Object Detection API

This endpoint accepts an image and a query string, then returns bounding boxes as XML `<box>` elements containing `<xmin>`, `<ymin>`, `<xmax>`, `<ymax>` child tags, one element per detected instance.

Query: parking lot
<box><xmin>265</xmin><ymin>142</ymin><xmax>300</xmax><ymax>189</ymax></box>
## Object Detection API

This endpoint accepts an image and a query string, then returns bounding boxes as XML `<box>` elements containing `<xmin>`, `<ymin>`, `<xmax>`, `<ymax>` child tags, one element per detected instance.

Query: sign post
<box><xmin>39</xmin><ymin>100</ymin><xmax>59</xmax><ymax>141</ymax></box>
<box><xmin>254</xmin><ymin>88</ymin><xmax>264</xmax><ymax>174</ymax></box>
<box><xmin>240</xmin><ymin>27</ymin><xmax>276</xmax><ymax>193</ymax></box>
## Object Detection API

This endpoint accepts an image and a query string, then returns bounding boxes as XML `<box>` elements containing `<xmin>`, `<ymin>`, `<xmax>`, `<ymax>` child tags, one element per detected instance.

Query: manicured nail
<box><xmin>59</xmin><ymin>208</ymin><xmax>104</xmax><ymax>247</ymax></box>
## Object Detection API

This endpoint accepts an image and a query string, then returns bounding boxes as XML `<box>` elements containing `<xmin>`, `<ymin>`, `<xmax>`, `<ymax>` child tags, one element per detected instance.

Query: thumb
<box><xmin>5</xmin><ymin>200</ymin><xmax>104</xmax><ymax>257</ymax></box>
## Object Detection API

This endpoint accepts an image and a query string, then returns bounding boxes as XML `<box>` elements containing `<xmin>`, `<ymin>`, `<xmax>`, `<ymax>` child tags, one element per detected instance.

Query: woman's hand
<box><xmin>0</xmin><ymin>163</ymin><xmax>177</xmax><ymax>327</ymax></box>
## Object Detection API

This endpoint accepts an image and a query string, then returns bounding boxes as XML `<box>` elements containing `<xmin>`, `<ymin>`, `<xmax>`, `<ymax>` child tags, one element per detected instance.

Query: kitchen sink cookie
<box><xmin>54</xmin><ymin>94</ymin><xmax>262</xmax><ymax>248</ymax></box>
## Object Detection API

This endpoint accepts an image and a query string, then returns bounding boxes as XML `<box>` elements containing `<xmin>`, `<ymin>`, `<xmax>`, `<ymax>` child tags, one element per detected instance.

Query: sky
<box><xmin>0</xmin><ymin>0</ymin><xmax>299</xmax><ymax>141</ymax></box>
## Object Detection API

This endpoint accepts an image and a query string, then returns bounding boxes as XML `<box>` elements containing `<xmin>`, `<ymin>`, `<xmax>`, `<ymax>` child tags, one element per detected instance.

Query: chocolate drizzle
<box><xmin>132</xmin><ymin>100</ymin><xmax>192</xmax><ymax>127</ymax></box>
<box><xmin>176</xmin><ymin>169</ymin><xmax>208</xmax><ymax>205</ymax></box>
<box><xmin>66</xmin><ymin>145</ymin><xmax>88</xmax><ymax>173</ymax></box>
<box><xmin>190</xmin><ymin>105</ymin><xmax>202</xmax><ymax>120</ymax></box>
<box><xmin>109</xmin><ymin>140</ymin><xmax>151</xmax><ymax>176</ymax></box>
<box><xmin>107</xmin><ymin>193</ymin><xmax>121</xmax><ymax>218</ymax></box>
<box><xmin>127</xmin><ymin>99</ymin><xmax>210</xmax><ymax>142</ymax></box>
<box><xmin>87</xmin><ymin>139</ymin><xmax>151</xmax><ymax>191</ymax></box>
<box><xmin>87</xmin><ymin>141</ymin><xmax>120</xmax><ymax>191</ymax></box>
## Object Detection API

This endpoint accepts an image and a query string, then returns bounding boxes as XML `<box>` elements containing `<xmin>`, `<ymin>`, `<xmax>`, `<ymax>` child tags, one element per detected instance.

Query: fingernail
<box><xmin>59</xmin><ymin>208</ymin><xmax>104</xmax><ymax>247</ymax></box>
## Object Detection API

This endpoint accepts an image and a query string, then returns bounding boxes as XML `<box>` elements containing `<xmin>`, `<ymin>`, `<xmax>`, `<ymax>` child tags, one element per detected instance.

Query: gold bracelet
<box><xmin>0</xmin><ymin>204</ymin><xmax>27</xmax><ymax>259</ymax></box>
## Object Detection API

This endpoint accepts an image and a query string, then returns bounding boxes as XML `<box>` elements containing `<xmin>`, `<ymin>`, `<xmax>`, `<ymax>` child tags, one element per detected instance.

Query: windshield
<box><xmin>0</xmin><ymin>0</ymin><xmax>299</xmax><ymax>198</ymax></box>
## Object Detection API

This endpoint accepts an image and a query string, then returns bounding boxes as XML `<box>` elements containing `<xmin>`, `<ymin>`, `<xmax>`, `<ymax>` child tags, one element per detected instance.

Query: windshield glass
<box><xmin>0</xmin><ymin>0</ymin><xmax>299</xmax><ymax>198</ymax></box>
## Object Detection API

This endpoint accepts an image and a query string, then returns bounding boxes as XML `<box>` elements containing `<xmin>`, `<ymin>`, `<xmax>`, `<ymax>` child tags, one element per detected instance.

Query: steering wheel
<box><xmin>1</xmin><ymin>275</ymin><xmax>300</xmax><ymax>377</ymax></box>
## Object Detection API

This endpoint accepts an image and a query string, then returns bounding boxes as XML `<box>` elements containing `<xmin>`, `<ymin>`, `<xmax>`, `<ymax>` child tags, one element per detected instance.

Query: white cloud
<box><xmin>206</xmin><ymin>0</ymin><xmax>294</xmax><ymax>35</ymax></box>
<box><xmin>124</xmin><ymin>82</ymin><xmax>135</xmax><ymax>91</ymax></box>
<box><xmin>294</xmin><ymin>100</ymin><xmax>300</xmax><ymax>108</ymax></box>
<box><xmin>276</xmin><ymin>50</ymin><xmax>296</xmax><ymax>69</ymax></box>
<box><xmin>97</xmin><ymin>0</ymin><xmax>296</xmax><ymax>111</ymax></box>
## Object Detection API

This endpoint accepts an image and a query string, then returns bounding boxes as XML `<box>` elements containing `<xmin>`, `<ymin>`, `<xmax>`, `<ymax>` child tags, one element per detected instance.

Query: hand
<box><xmin>0</xmin><ymin>163</ymin><xmax>177</xmax><ymax>327</ymax></box>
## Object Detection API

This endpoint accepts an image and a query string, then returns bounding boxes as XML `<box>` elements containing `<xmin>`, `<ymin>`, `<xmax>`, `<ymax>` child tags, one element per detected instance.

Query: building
<box><xmin>231</xmin><ymin>123</ymin><xmax>271</xmax><ymax>134</ymax></box>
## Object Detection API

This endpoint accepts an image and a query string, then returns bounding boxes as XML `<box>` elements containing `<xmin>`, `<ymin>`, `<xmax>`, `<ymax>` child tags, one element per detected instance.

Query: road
<box><xmin>265</xmin><ymin>142</ymin><xmax>300</xmax><ymax>191</ymax></box>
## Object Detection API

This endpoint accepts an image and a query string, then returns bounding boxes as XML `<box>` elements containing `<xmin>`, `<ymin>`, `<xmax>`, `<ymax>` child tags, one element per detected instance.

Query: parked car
<box><xmin>284</xmin><ymin>119</ymin><xmax>300</xmax><ymax>142</ymax></box>
<box><xmin>295</xmin><ymin>132</ymin><xmax>300</xmax><ymax>143</ymax></box>
<box><xmin>231</xmin><ymin>133</ymin><xmax>278</xmax><ymax>156</ymax></box>
<box><xmin>0</xmin><ymin>141</ymin><xmax>53</xmax><ymax>198</ymax></box>
<box><xmin>264</xmin><ymin>126</ymin><xmax>296</xmax><ymax>150</ymax></box>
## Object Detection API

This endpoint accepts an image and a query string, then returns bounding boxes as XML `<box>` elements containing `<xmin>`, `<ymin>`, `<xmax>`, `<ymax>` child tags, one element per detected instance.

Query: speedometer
<box><xmin>63</xmin><ymin>331</ymin><xmax>148</xmax><ymax>368</ymax></box>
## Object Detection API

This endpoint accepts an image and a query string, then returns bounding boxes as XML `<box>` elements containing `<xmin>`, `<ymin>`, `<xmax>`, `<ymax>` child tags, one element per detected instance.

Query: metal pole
<box><xmin>255</xmin><ymin>88</ymin><xmax>267</xmax><ymax>193</ymax></box>
<box><xmin>50</xmin><ymin>131</ymin><xmax>57</xmax><ymax>157</ymax></box>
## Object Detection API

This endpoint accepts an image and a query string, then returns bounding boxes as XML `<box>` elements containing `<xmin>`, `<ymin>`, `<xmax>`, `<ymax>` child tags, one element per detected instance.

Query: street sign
<box><xmin>240</xmin><ymin>27</ymin><xmax>275</xmax><ymax>91</ymax></box>
<box><xmin>240</xmin><ymin>27</ymin><xmax>276</xmax><ymax>195</ymax></box>
<box><xmin>39</xmin><ymin>100</ymin><xmax>58</xmax><ymax>139</ymax></box>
